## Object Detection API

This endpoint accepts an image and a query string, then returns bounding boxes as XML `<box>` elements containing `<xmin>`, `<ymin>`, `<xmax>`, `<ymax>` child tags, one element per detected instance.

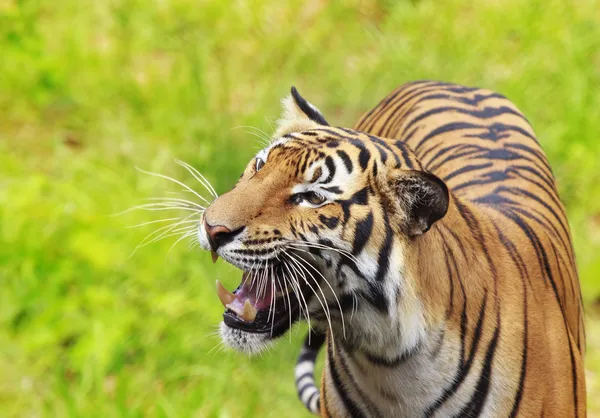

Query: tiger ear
<box><xmin>274</xmin><ymin>87</ymin><xmax>329</xmax><ymax>138</ymax></box>
<box><xmin>392</xmin><ymin>170</ymin><xmax>449</xmax><ymax>236</ymax></box>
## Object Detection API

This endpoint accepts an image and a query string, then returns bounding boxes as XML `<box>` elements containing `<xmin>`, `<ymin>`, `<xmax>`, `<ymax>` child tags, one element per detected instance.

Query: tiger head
<box><xmin>198</xmin><ymin>88</ymin><xmax>449</xmax><ymax>355</ymax></box>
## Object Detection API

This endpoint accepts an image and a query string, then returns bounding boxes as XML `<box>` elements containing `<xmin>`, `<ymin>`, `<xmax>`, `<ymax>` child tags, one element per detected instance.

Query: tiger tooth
<box><xmin>242</xmin><ymin>300</ymin><xmax>258</xmax><ymax>322</ymax></box>
<box><xmin>211</xmin><ymin>251</ymin><xmax>219</xmax><ymax>263</ymax></box>
<box><xmin>216</xmin><ymin>280</ymin><xmax>235</xmax><ymax>306</ymax></box>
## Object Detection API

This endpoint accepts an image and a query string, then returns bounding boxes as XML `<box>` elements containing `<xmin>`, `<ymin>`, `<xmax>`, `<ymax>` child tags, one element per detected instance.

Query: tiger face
<box><xmin>198</xmin><ymin>88</ymin><xmax>448</xmax><ymax>355</ymax></box>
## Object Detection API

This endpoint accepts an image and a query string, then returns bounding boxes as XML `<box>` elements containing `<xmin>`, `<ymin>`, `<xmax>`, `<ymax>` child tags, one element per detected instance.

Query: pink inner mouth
<box><xmin>229</xmin><ymin>274</ymin><xmax>274</xmax><ymax>311</ymax></box>
<box><xmin>217</xmin><ymin>272</ymin><xmax>286</xmax><ymax>323</ymax></box>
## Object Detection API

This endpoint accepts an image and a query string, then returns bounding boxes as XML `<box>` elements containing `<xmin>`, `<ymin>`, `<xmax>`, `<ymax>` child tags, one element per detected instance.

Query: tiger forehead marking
<box><xmin>197</xmin><ymin>81</ymin><xmax>585</xmax><ymax>417</ymax></box>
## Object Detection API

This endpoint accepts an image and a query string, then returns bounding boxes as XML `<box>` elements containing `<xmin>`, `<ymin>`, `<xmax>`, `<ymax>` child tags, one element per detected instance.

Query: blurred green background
<box><xmin>1</xmin><ymin>0</ymin><xmax>599</xmax><ymax>416</ymax></box>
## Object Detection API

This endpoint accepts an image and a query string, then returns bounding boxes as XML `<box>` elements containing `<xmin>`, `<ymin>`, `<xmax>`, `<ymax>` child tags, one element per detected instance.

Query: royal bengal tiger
<box><xmin>196</xmin><ymin>81</ymin><xmax>586</xmax><ymax>417</ymax></box>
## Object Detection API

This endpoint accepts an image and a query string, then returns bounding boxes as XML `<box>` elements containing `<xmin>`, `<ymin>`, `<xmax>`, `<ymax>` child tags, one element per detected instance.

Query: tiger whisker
<box><xmin>282</xmin><ymin>266</ymin><xmax>309</xmax><ymax>339</ymax></box>
<box><xmin>132</xmin><ymin>213</ymin><xmax>199</xmax><ymax>254</ymax></box>
<box><xmin>289</xmin><ymin>242</ymin><xmax>361</xmax><ymax>267</ymax></box>
<box><xmin>288</xmin><ymin>251</ymin><xmax>346</xmax><ymax>340</ymax></box>
<box><xmin>245</xmin><ymin>130</ymin><xmax>271</xmax><ymax>147</ymax></box>
<box><xmin>126</xmin><ymin>217</ymin><xmax>182</xmax><ymax>229</ymax></box>
<box><xmin>135</xmin><ymin>166</ymin><xmax>213</xmax><ymax>206</ymax></box>
<box><xmin>119</xmin><ymin>203</ymin><xmax>204</xmax><ymax>214</ymax></box>
<box><xmin>231</xmin><ymin>126</ymin><xmax>272</xmax><ymax>146</ymax></box>
<box><xmin>256</xmin><ymin>259</ymin><xmax>266</xmax><ymax>301</ymax></box>
<box><xmin>262</xmin><ymin>260</ymin><xmax>271</xmax><ymax>303</ymax></box>
<box><xmin>208</xmin><ymin>339</ymin><xmax>227</xmax><ymax>356</ymax></box>
<box><xmin>289</xmin><ymin>243</ymin><xmax>359</xmax><ymax>266</ymax></box>
<box><xmin>135</xmin><ymin>218</ymin><xmax>198</xmax><ymax>247</ymax></box>
<box><xmin>284</xmin><ymin>251</ymin><xmax>335</xmax><ymax>346</ymax></box>
<box><xmin>280</xmin><ymin>264</ymin><xmax>294</xmax><ymax>338</ymax></box>
<box><xmin>175</xmin><ymin>159</ymin><xmax>219</xmax><ymax>199</ymax></box>
<box><xmin>147</xmin><ymin>197</ymin><xmax>206</xmax><ymax>210</ymax></box>
<box><xmin>142</xmin><ymin>225</ymin><xmax>198</xmax><ymax>249</ymax></box>
<box><xmin>168</xmin><ymin>229</ymin><xmax>198</xmax><ymax>254</ymax></box>
<box><xmin>113</xmin><ymin>203</ymin><xmax>201</xmax><ymax>217</ymax></box>
<box><xmin>281</xmin><ymin>259</ymin><xmax>313</xmax><ymax>336</ymax></box>
<box><xmin>263</xmin><ymin>116</ymin><xmax>275</xmax><ymax>132</ymax></box>
<box><xmin>351</xmin><ymin>293</ymin><xmax>359</xmax><ymax>321</ymax></box>
<box><xmin>290</xmin><ymin>241</ymin><xmax>356</xmax><ymax>262</ymax></box>
<box><xmin>270</xmin><ymin>264</ymin><xmax>277</xmax><ymax>335</ymax></box>
<box><xmin>286</xmin><ymin>254</ymin><xmax>332</xmax><ymax>347</ymax></box>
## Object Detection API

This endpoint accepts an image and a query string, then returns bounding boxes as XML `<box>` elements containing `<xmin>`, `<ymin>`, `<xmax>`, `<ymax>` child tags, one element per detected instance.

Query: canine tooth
<box><xmin>211</xmin><ymin>251</ymin><xmax>219</xmax><ymax>264</ymax></box>
<box><xmin>216</xmin><ymin>280</ymin><xmax>235</xmax><ymax>306</ymax></box>
<box><xmin>242</xmin><ymin>300</ymin><xmax>258</xmax><ymax>322</ymax></box>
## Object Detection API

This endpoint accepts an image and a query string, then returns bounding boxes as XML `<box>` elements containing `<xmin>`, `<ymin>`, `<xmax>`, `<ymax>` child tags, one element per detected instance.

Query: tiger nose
<box><xmin>204</xmin><ymin>220</ymin><xmax>244</xmax><ymax>251</ymax></box>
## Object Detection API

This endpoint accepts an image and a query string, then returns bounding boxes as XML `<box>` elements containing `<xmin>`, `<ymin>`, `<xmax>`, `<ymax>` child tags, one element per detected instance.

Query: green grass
<box><xmin>1</xmin><ymin>0</ymin><xmax>599</xmax><ymax>416</ymax></box>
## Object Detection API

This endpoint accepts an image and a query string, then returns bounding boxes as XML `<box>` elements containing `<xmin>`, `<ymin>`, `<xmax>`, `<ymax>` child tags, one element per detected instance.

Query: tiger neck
<box><xmin>331</xmin><ymin>195</ymin><xmax>487</xmax><ymax>363</ymax></box>
<box><xmin>322</xmin><ymin>197</ymin><xmax>493</xmax><ymax>415</ymax></box>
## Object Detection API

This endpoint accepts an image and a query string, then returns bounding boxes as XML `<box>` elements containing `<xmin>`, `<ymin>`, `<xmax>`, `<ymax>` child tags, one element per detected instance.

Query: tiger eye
<box><xmin>255</xmin><ymin>158</ymin><xmax>265</xmax><ymax>171</ymax></box>
<box><xmin>305</xmin><ymin>191</ymin><xmax>325</xmax><ymax>205</ymax></box>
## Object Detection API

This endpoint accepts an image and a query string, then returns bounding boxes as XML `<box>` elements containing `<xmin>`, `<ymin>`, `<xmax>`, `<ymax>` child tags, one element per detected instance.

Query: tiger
<box><xmin>196</xmin><ymin>80</ymin><xmax>586</xmax><ymax>417</ymax></box>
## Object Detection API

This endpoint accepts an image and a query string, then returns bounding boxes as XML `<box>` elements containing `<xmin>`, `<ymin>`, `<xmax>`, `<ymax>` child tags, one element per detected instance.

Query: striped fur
<box><xmin>201</xmin><ymin>81</ymin><xmax>585</xmax><ymax>417</ymax></box>
<box><xmin>295</xmin><ymin>330</ymin><xmax>326</xmax><ymax>415</ymax></box>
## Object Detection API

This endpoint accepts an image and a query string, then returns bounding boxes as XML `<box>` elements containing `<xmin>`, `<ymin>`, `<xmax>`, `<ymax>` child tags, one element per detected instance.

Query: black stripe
<box><xmin>355</xmin><ymin>87</ymin><xmax>405</xmax><ymax>132</ymax></box>
<box><xmin>299</xmin><ymin>152</ymin><xmax>310</xmax><ymax>178</ymax></box>
<box><xmin>352</xmin><ymin>212</ymin><xmax>374</xmax><ymax>255</ymax></box>
<box><xmin>298</xmin><ymin>381</ymin><xmax>316</xmax><ymax>395</ymax></box>
<box><xmin>323</xmin><ymin>155</ymin><xmax>336</xmax><ymax>183</ymax></box>
<box><xmin>505</xmin><ymin>142</ymin><xmax>553</xmax><ymax>173</ymax></box>
<box><xmin>360</xmin><ymin>82</ymin><xmax>437</xmax><ymax>133</ymax></box>
<box><xmin>402</xmin><ymin>105</ymin><xmax>528</xmax><ymax>137</ymax></box>
<box><xmin>371</xmin><ymin>83</ymin><xmax>448</xmax><ymax>135</ymax></box>
<box><xmin>307</xmin><ymin>391</ymin><xmax>319</xmax><ymax>412</ymax></box>
<box><xmin>313</xmin><ymin>128</ymin><xmax>350</xmax><ymax>139</ymax></box>
<box><xmin>297</xmin><ymin>351</ymin><xmax>318</xmax><ymax>364</ymax></box>
<box><xmin>319</xmin><ymin>214</ymin><xmax>339</xmax><ymax>229</ymax></box>
<box><xmin>368</xmin><ymin>134</ymin><xmax>401</xmax><ymax>167</ymax></box>
<box><xmin>425</xmin><ymin>142</ymin><xmax>476</xmax><ymax>168</ymax></box>
<box><xmin>495</xmin><ymin>185</ymin><xmax>569</xmax><ymax>237</ymax></box>
<box><xmin>296</xmin><ymin>371</ymin><xmax>314</xmax><ymax>384</ymax></box>
<box><xmin>457</xmin><ymin>325</ymin><xmax>500</xmax><ymax>416</ymax></box>
<box><xmin>358</xmin><ymin>148</ymin><xmax>370</xmax><ymax>169</ymax></box>
<box><xmin>337</xmin><ymin>127</ymin><xmax>361</xmax><ymax>137</ymax></box>
<box><xmin>508</xmin><ymin>166</ymin><xmax>560</xmax><ymax>208</ymax></box>
<box><xmin>488</xmin><ymin>206</ymin><xmax>579</xmax><ymax>416</ymax></box>
<box><xmin>395</xmin><ymin>141</ymin><xmax>415</xmax><ymax>169</ymax></box>
<box><xmin>363</xmin><ymin>348</ymin><xmax>417</xmax><ymax>368</ymax></box>
<box><xmin>424</xmin><ymin>290</ymin><xmax>488</xmax><ymax>417</ymax></box>
<box><xmin>443</xmin><ymin>245</ymin><xmax>455</xmax><ymax>318</ymax></box>
<box><xmin>414</xmin><ymin>121</ymin><xmax>536</xmax><ymax>153</ymax></box>
<box><xmin>335</xmin><ymin>345</ymin><xmax>382</xmax><ymax>417</ymax></box>
<box><xmin>494</xmin><ymin>225</ymin><xmax>529</xmax><ymax>418</ymax></box>
<box><xmin>369</xmin><ymin>139</ymin><xmax>389</xmax><ymax>164</ymax></box>
<box><xmin>443</xmin><ymin>162</ymin><xmax>493</xmax><ymax>182</ymax></box>
<box><xmin>412</xmin><ymin>122</ymin><xmax>485</xmax><ymax>151</ymax></box>
<box><xmin>336</xmin><ymin>150</ymin><xmax>353</xmax><ymax>172</ymax></box>
<box><xmin>375</xmin><ymin>212</ymin><xmax>394</xmax><ymax>283</ymax></box>
<box><xmin>322</xmin><ymin>185</ymin><xmax>342</xmax><ymax>194</ymax></box>
<box><xmin>327</xmin><ymin>340</ymin><xmax>367</xmax><ymax>418</ymax></box>
<box><xmin>414</xmin><ymin>91</ymin><xmax>506</xmax><ymax>107</ymax></box>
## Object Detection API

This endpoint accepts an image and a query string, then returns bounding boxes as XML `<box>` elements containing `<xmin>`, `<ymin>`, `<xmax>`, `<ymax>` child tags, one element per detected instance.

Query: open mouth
<box><xmin>215</xmin><ymin>265</ymin><xmax>304</xmax><ymax>338</ymax></box>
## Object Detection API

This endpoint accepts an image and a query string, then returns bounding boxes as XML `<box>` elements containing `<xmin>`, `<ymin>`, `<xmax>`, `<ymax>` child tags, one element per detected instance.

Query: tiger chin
<box><xmin>196</xmin><ymin>82</ymin><xmax>586</xmax><ymax>417</ymax></box>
